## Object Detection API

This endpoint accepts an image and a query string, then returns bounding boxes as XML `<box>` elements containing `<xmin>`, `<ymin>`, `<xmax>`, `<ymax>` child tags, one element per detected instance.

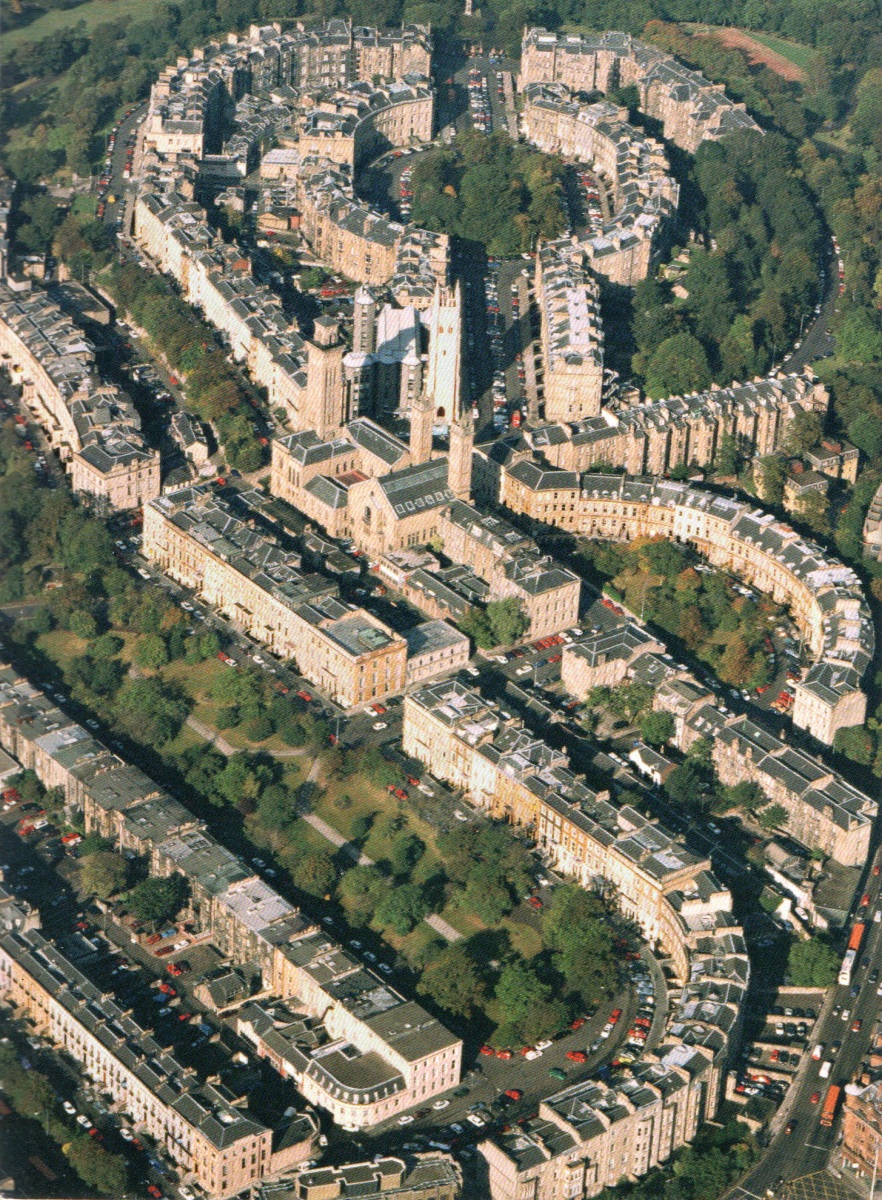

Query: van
<box><xmin>819</xmin><ymin>1060</ymin><xmax>832</xmax><ymax>1079</ymax></box>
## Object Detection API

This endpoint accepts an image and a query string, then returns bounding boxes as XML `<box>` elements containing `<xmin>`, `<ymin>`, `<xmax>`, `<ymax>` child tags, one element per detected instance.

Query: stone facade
<box><xmin>0</xmin><ymin>661</ymin><xmax>463</xmax><ymax>1136</ymax></box>
<box><xmin>520</xmin><ymin>29</ymin><xmax>759</xmax><ymax>155</ymax></box>
<box><xmin>523</xmin><ymin>85</ymin><xmax>678</xmax><ymax>287</ymax></box>
<box><xmin>0</xmin><ymin>283</ymin><xmax>160</xmax><ymax>511</ymax></box>
<box><xmin>143</xmin><ymin>484</ymin><xmax>411</xmax><ymax>708</ymax></box>
<box><xmin>505</xmin><ymin>473</ymin><xmax>870</xmax><ymax>745</ymax></box>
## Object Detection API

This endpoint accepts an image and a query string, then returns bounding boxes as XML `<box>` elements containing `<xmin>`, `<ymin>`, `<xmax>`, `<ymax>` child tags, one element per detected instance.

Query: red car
<box><xmin>89</xmin><ymin>1128</ymin><xmax>104</xmax><ymax>1140</ymax></box>
<box><xmin>166</xmin><ymin>963</ymin><xmax>183</xmax><ymax>977</ymax></box>
<box><xmin>874</xmin><ymin>865</ymin><xmax>881</xmax><ymax>877</ymax></box>
<box><xmin>810</xmin><ymin>1091</ymin><xmax>820</xmax><ymax>1104</ymax></box>
<box><xmin>504</xmin><ymin>1088</ymin><xmax>523</xmax><ymax>1101</ymax></box>
<box><xmin>148</xmin><ymin>1187</ymin><xmax>162</xmax><ymax>1199</ymax></box>
<box><xmin>406</xmin><ymin>775</ymin><xmax>420</xmax><ymax>787</ymax></box>
<box><xmin>328</xmin><ymin>733</ymin><xmax>339</xmax><ymax>745</ymax></box>
<box><xmin>852</xmin><ymin>1018</ymin><xmax>863</xmax><ymax>1033</ymax></box>
<box><xmin>296</xmin><ymin>690</ymin><xmax>313</xmax><ymax>703</ymax></box>
<box><xmin>146</xmin><ymin>933</ymin><xmax>162</xmax><ymax>945</ymax></box>
<box><xmin>496</xmin><ymin>1049</ymin><xmax>513</xmax><ymax>1060</ymax></box>
<box><xmin>178</xmin><ymin>1012</ymin><xmax>193</xmax><ymax>1022</ymax></box>
<box><xmin>480</xmin><ymin>1045</ymin><xmax>495</xmax><ymax>1056</ymax></box>
<box><xmin>566</xmin><ymin>1050</ymin><xmax>587</xmax><ymax>1063</ymax></box>
<box><xmin>570</xmin><ymin>1017</ymin><xmax>585</xmax><ymax>1031</ymax></box>
<box><xmin>609</xmin><ymin>1008</ymin><xmax>622</xmax><ymax>1024</ymax></box>
<box><xmin>372</xmin><ymin>703</ymin><xmax>387</xmax><ymax>715</ymax></box>
<box><xmin>527</xmin><ymin>897</ymin><xmax>543</xmax><ymax>909</ymax></box>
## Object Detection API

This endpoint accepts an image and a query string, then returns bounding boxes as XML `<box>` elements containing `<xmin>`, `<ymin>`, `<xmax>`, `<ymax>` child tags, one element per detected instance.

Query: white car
<box><xmin>378</xmin><ymin>963</ymin><xmax>393</xmax><ymax>974</ymax></box>
<box><xmin>180</xmin><ymin>601</ymin><xmax>194</xmax><ymax>611</ymax></box>
<box><xmin>119</xmin><ymin>1128</ymin><xmax>134</xmax><ymax>1142</ymax></box>
<box><xmin>449</xmin><ymin>1122</ymin><xmax>464</xmax><ymax>1133</ymax></box>
<box><xmin>372</xmin><ymin>721</ymin><xmax>388</xmax><ymax>730</ymax></box>
<box><xmin>453</xmin><ymin>810</ymin><xmax>468</xmax><ymax>822</ymax></box>
<box><xmin>467</xmin><ymin>1113</ymin><xmax>486</xmax><ymax>1127</ymax></box>
<box><xmin>252</xmin><ymin>654</ymin><xmax>265</xmax><ymax>665</ymax></box>
<box><xmin>398</xmin><ymin>1114</ymin><xmax>415</xmax><ymax>1125</ymax></box>
<box><xmin>515</xmin><ymin>665</ymin><xmax>532</xmax><ymax>676</ymax></box>
<box><xmin>464</xmin><ymin>666</ymin><xmax>480</xmax><ymax>677</ymax></box>
<box><xmin>179</xmin><ymin>1188</ymin><xmax>196</xmax><ymax>1200</ymax></box>
<box><xmin>432</xmin><ymin>1098</ymin><xmax>450</xmax><ymax>1110</ymax></box>
<box><xmin>524</xmin><ymin>1049</ymin><xmax>542</xmax><ymax>1060</ymax></box>
<box><xmin>535</xmin><ymin>1039</ymin><xmax>553</xmax><ymax>1051</ymax></box>
<box><xmin>418</xmin><ymin>784</ymin><xmax>433</xmax><ymax>796</ymax></box>
<box><xmin>62</xmin><ymin>1101</ymin><xmax>77</xmax><ymax>1115</ymax></box>
<box><xmin>77</xmin><ymin>1114</ymin><xmax>93</xmax><ymax>1128</ymax></box>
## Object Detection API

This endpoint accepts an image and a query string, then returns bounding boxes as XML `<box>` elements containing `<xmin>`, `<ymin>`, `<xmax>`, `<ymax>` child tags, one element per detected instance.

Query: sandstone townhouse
<box><xmin>519</xmin><ymin>29</ymin><xmax>759</xmax><ymax>154</ymax></box>
<box><xmin>0</xmin><ymin>909</ymin><xmax>319</xmax><ymax>1199</ymax></box>
<box><xmin>559</xmin><ymin>618</ymin><xmax>877</xmax><ymax>866</ymax></box>
<box><xmin>504</xmin><ymin>473</ymin><xmax>871</xmax><ymax>744</ymax></box>
<box><xmin>143</xmin><ymin>484</ymin><xmax>468</xmax><ymax>707</ymax></box>
<box><xmin>523</xmin><ymin>85</ymin><xmax>678</xmax><ymax>287</ymax></box>
<box><xmin>0</xmin><ymin>663</ymin><xmax>463</xmax><ymax>1136</ymax></box>
<box><xmin>0</xmin><ymin>282</ymin><xmax>160</xmax><ymax>511</ymax></box>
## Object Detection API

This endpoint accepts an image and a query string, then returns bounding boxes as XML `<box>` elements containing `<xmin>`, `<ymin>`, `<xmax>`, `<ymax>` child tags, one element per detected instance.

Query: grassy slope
<box><xmin>3</xmin><ymin>0</ymin><xmax>166</xmax><ymax>51</ymax></box>
<box><xmin>744</xmin><ymin>30</ymin><xmax>820</xmax><ymax>72</ymax></box>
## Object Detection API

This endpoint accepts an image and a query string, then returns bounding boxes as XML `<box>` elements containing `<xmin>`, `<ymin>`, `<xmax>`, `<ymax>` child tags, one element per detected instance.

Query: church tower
<box><xmin>352</xmin><ymin>286</ymin><xmax>377</xmax><ymax>354</ymax></box>
<box><xmin>425</xmin><ymin>282</ymin><xmax>462</xmax><ymax>424</ymax></box>
<box><xmin>409</xmin><ymin>387</ymin><xmax>434</xmax><ymax>465</ymax></box>
<box><xmin>303</xmin><ymin>316</ymin><xmax>345</xmax><ymax>439</ymax></box>
<box><xmin>448</xmin><ymin>398</ymin><xmax>474</xmax><ymax>502</ymax></box>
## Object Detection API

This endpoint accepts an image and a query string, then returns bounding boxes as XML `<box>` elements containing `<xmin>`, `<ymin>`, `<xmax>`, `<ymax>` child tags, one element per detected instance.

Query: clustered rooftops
<box><xmin>537</xmin><ymin>240</ymin><xmax>604</xmax><ymax>370</ymax></box>
<box><xmin>523</xmin><ymin>83</ymin><xmax>678</xmax><ymax>253</ymax></box>
<box><xmin>522</xmin><ymin>28</ymin><xmax>759</xmax><ymax>144</ymax></box>
<box><xmin>0</xmin><ymin>923</ymin><xmax>272</xmax><ymax>1150</ymax></box>
<box><xmin>0</xmin><ymin>284</ymin><xmax>155</xmax><ymax>477</ymax></box>
<box><xmin>0</xmin><ymin>660</ymin><xmax>458</xmax><ymax>1120</ymax></box>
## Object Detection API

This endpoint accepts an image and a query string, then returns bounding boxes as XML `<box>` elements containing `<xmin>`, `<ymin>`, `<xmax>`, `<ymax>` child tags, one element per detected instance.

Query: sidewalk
<box><xmin>185</xmin><ymin>715</ymin><xmax>310</xmax><ymax>759</ymax></box>
<box><xmin>301</xmin><ymin>810</ymin><xmax>462</xmax><ymax>942</ymax></box>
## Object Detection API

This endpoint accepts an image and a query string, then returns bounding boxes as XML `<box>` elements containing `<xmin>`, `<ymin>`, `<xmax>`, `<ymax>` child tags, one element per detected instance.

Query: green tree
<box><xmin>757</xmin><ymin>803</ymin><xmax>788</xmax><ymax>830</ymax></box>
<box><xmin>65</xmin><ymin>1137</ymin><xmax>128</xmax><ymax>1195</ymax></box>
<box><xmin>16</xmin><ymin>194</ymin><xmax>61</xmax><ymax>254</ymax></box>
<box><xmin>134</xmin><ymin>633</ymin><xmax>169</xmax><ymax>669</ymax></box>
<box><xmin>375</xmin><ymin>884</ymin><xmax>430</xmax><ymax>935</ymax></box>
<box><xmin>418</xmin><ymin>942</ymin><xmax>486</xmax><ymax>1017</ymax></box>
<box><xmin>486</xmin><ymin>598</ymin><xmax>528</xmax><ymax>647</ymax></box>
<box><xmin>785</xmin><ymin>410</ymin><xmax>824</xmax><ymax>456</ymax></box>
<box><xmin>645</xmin><ymin>333</ymin><xmax>711</xmax><ymax>399</ymax></box>
<box><xmin>80</xmin><ymin>851</ymin><xmax>128</xmax><ymax>900</ymax></box>
<box><xmin>640</xmin><ymin>710</ymin><xmax>674</xmax><ymax>746</ymax></box>
<box><xmin>113</xmin><ymin>678</ymin><xmax>189</xmax><ymax>745</ymax></box>
<box><xmin>787</xmin><ymin>937</ymin><xmax>839</xmax><ymax>987</ymax></box>
<box><xmin>724</xmin><ymin>780</ymin><xmax>765</xmax><ymax>811</ymax></box>
<box><xmin>127</xmin><ymin>874</ymin><xmax>189</xmax><ymax>927</ymax></box>
<box><xmin>834</xmin><ymin>725</ymin><xmax>875</xmax><ymax>765</ymax></box>
<box><xmin>388</xmin><ymin>831</ymin><xmax>425</xmax><ymax>878</ymax></box>
<box><xmin>337</xmin><ymin>864</ymin><xmax>387</xmax><ymax>926</ymax></box>
<box><xmin>757</xmin><ymin>455</ymin><xmax>787</xmax><ymax>505</ymax></box>
<box><xmin>292</xmin><ymin>851</ymin><xmax>336</xmax><ymax>897</ymax></box>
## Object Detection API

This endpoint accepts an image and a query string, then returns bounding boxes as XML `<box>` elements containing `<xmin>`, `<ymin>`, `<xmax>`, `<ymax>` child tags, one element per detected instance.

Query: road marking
<box><xmin>803</xmin><ymin>1142</ymin><xmax>832</xmax><ymax>1151</ymax></box>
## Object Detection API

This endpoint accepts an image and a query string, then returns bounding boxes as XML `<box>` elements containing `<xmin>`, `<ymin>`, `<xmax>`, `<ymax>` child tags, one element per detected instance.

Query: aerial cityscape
<box><xmin>0</xmin><ymin>2</ymin><xmax>881</xmax><ymax>1199</ymax></box>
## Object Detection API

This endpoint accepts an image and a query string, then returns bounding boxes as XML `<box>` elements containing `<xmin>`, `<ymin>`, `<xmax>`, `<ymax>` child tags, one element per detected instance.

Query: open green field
<box><xmin>2</xmin><ymin>0</ymin><xmax>167</xmax><ymax>52</ymax></box>
<box><xmin>745</xmin><ymin>30</ymin><xmax>819</xmax><ymax>72</ymax></box>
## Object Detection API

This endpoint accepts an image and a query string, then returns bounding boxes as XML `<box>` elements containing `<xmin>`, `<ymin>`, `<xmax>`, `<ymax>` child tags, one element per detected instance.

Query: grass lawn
<box><xmin>71</xmin><ymin>194</ymin><xmax>98</xmax><ymax>217</ymax></box>
<box><xmin>2</xmin><ymin>0</ymin><xmax>169</xmax><ymax>52</ymax></box>
<box><xmin>36</xmin><ymin>628</ymin><xmax>89</xmax><ymax>673</ymax></box>
<box><xmin>745</xmin><ymin>30</ymin><xmax>819</xmax><ymax>72</ymax></box>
